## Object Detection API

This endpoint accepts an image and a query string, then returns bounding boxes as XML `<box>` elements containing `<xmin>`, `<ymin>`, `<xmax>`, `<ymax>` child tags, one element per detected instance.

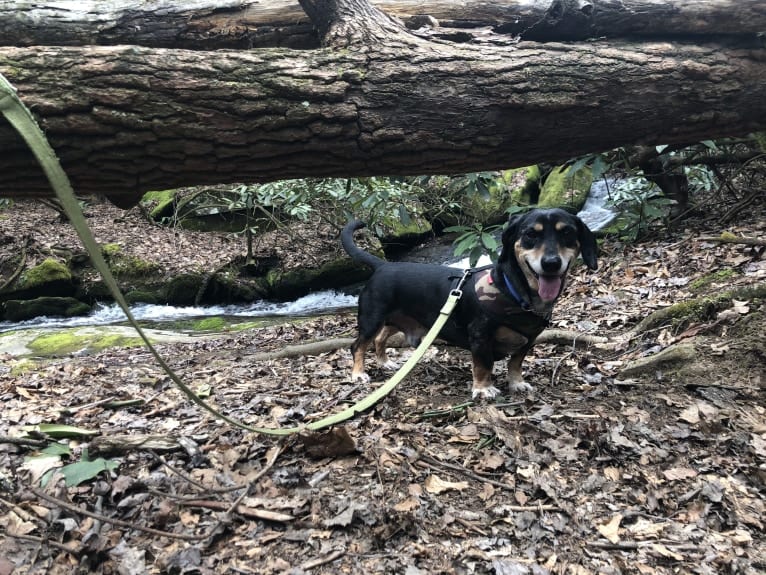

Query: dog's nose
<box><xmin>541</xmin><ymin>254</ymin><xmax>562</xmax><ymax>274</ymax></box>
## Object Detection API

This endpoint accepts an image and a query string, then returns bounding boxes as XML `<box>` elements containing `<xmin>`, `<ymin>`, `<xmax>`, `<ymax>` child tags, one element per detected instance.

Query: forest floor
<box><xmin>0</xmin><ymin>196</ymin><xmax>765</xmax><ymax>575</ymax></box>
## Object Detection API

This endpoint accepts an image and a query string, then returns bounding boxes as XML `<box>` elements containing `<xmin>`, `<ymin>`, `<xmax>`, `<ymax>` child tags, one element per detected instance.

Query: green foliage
<box><xmin>36</xmin><ymin>446</ymin><xmax>119</xmax><ymax>487</ymax></box>
<box><xmin>445</xmin><ymin>222</ymin><xmax>502</xmax><ymax>267</ymax></box>
<box><xmin>606</xmin><ymin>177</ymin><xmax>675</xmax><ymax>240</ymax></box>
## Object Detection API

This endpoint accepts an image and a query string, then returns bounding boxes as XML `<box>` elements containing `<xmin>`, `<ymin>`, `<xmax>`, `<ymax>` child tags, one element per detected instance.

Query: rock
<box><xmin>539</xmin><ymin>165</ymin><xmax>592</xmax><ymax>210</ymax></box>
<box><xmin>2</xmin><ymin>257</ymin><xmax>76</xmax><ymax>300</ymax></box>
<box><xmin>3</xmin><ymin>296</ymin><xmax>91</xmax><ymax>322</ymax></box>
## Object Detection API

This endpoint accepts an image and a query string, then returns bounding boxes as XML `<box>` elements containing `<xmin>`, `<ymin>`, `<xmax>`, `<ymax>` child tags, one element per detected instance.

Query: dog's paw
<box><xmin>472</xmin><ymin>385</ymin><xmax>501</xmax><ymax>400</ymax></box>
<box><xmin>351</xmin><ymin>372</ymin><xmax>371</xmax><ymax>384</ymax></box>
<box><xmin>379</xmin><ymin>360</ymin><xmax>400</xmax><ymax>371</ymax></box>
<box><xmin>508</xmin><ymin>381</ymin><xmax>534</xmax><ymax>393</ymax></box>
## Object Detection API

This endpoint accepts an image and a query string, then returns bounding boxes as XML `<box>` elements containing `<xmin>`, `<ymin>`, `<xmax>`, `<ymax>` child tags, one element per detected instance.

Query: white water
<box><xmin>0</xmin><ymin>290</ymin><xmax>359</xmax><ymax>333</ymax></box>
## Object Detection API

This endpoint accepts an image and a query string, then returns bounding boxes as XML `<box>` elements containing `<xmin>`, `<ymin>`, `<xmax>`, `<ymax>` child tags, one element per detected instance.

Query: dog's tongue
<box><xmin>537</xmin><ymin>275</ymin><xmax>562</xmax><ymax>302</ymax></box>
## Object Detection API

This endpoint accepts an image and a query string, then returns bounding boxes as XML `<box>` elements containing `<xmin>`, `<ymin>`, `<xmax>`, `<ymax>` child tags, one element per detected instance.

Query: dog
<box><xmin>341</xmin><ymin>208</ymin><xmax>598</xmax><ymax>398</ymax></box>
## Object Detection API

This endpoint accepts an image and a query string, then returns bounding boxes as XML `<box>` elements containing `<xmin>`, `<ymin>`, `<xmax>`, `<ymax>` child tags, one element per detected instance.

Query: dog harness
<box><xmin>474</xmin><ymin>269</ymin><xmax>550</xmax><ymax>336</ymax></box>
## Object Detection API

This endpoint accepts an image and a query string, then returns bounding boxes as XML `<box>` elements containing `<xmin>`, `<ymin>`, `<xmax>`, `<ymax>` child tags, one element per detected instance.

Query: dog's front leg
<box><xmin>470</xmin><ymin>348</ymin><xmax>500</xmax><ymax>399</ymax></box>
<box><xmin>506</xmin><ymin>348</ymin><xmax>534</xmax><ymax>393</ymax></box>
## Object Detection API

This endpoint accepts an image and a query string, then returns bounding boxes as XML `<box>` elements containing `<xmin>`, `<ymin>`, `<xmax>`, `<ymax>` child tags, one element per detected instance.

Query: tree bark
<box><xmin>1</xmin><ymin>0</ymin><xmax>765</xmax><ymax>207</ymax></box>
<box><xmin>1</xmin><ymin>36</ymin><xmax>764</xmax><ymax>207</ymax></box>
<box><xmin>1</xmin><ymin>0</ymin><xmax>764</xmax><ymax>50</ymax></box>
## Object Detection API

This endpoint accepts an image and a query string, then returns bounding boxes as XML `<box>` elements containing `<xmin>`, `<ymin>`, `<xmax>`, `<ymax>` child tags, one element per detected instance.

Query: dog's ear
<box><xmin>576</xmin><ymin>218</ymin><xmax>599</xmax><ymax>270</ymax></box>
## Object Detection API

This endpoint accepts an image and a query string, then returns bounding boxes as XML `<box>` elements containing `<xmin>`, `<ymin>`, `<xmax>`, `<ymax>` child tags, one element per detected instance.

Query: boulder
<box><xmin>3</xmin><ymin>296</ymin><xmax>91</xmax><ymax>322</ymax></box>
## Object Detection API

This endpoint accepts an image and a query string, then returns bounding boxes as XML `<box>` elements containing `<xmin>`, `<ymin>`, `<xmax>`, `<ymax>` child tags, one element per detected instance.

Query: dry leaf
<box><xmin>650</xmin><ymin>543</ymin><xmax>684</xmax><ymax>560</ymax></box>
<box><xmin>424</xmin><ymin>475</ymin><xmax>469</xmax><ymax>494</ymax></box>
<box><xmin>393</xmin><ymin>497</ymin><xmax>420</xmax><ymax>512</ymax></box>
<box><xmin>662</xmin><ymin>467</ymin><xmax>699</xmax><ymax>481</ymax></box>
<box><xmin>596</xmin><ymin>514</ymin><xmax>622</xmax><ymax>544</ymax></box>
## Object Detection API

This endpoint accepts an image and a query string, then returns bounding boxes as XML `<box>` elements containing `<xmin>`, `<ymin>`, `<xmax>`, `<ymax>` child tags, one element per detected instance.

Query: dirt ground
<box><xmin>0</xmin><ymin>197</ymin><xmax>765</xmax><ymax>574</ymax></box>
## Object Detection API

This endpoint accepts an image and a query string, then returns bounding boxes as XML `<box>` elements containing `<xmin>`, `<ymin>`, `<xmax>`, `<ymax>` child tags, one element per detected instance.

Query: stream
<box><xmin>0</xmin><ymin>181</ymin><xmax>617</xmax><ymax>338</ymax></box>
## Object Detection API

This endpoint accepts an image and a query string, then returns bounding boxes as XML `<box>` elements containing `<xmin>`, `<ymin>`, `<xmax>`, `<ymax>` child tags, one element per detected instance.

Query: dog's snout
<box><xmin>541</xmin><ymin>254</ymin><xmax>562</xmax><ymax>273</ymax></box>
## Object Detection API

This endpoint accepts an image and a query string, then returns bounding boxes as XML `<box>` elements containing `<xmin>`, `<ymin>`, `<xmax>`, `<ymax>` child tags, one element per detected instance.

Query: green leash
<box><xmin>0</xmin><ymin>73</ymin><xmax>464</xmax><ymax>436</ymax></box>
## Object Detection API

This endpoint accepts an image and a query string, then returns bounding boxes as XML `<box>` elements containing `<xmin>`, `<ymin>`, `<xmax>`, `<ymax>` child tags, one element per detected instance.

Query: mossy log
<box><xmin>631</xmin><ymin>282</ymin><xmax>766</xmax><ymax>335</ymax></box>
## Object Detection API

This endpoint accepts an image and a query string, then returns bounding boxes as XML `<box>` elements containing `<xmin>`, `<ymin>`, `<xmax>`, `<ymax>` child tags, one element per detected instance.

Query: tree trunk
<box><xmin>1</xmin><ymin>0</ymin><xmax>765</xmax><ymax>207</ymax></box>
<box><xmin>1</xmin><ymin>0</ymin><xmax>763</xmax><ymax>49</ymax></box>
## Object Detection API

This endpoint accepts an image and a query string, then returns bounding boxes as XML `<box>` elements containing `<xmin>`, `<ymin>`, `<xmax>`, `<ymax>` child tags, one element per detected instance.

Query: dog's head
<box><xmin>499</xmin><ymin>208</ymin><xmax>598</xmax><ymax>303</ymax></box>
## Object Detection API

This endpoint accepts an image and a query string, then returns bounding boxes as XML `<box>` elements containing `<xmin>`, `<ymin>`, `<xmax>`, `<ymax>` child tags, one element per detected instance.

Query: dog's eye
<box><xmin>561</xmin><ymin>228</ymin><xmax>577</xmax><ymax>245</ymax></box>
<box><xmin>523</xmin><ymin>229</ymin><xmax>538</xmax><ymax>241</ymax></box>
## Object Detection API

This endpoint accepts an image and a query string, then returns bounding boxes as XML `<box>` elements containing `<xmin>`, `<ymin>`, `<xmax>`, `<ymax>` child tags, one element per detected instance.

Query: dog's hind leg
<box><xmin>351</xmin><ymin>336</ymin><xmax>373</xmax><ymax>383</ymax></box>
<box><xmin>374</xmin><ymin>324</ymin><xmax>401</xmax><ymax>370</ymax></box>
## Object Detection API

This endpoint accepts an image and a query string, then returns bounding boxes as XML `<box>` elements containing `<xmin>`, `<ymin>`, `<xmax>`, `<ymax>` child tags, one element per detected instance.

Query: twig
<box><xmin>697</xmin><ymin>234</ymin><xmax>766</xmax><ymax>246</ymax></box>
<box><xmin>0</xmin><ymin>435</ymin><xmax>48</xmax><ymax>449</ymax></box>
<box><xmin>29</xmin><ymin>486</ymin><xmax>208</xmax><ymax>541</ymax></box>
<box><xmin>0</xmin><ymin>237</ymin><xmax>29</xmax><ymax>292</ymax></box>
<box><xmin>4</xmin><ymin>533</ymin><xmax>81</xmax><ymax>557</ymax></box>
<box><xmin>178</xmin><ymin>499</ymin><xmax>293</xmax><ymax>522</ymax></box>
<box><xmin>300</xmin><ymin>548</ymin><xmax>346</xmax><ymax>570</ymax></box>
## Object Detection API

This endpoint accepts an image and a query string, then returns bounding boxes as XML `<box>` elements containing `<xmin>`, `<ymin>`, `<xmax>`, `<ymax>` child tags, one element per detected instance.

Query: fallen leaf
<box><xmin>424</xmin><ymin>474</ymin><xmax>469</xmax><ymax>494</ymax></box>
<box><xmin>650</xmin><ymin>543</ymin><xmax>684</xmax><ymax>561</ymax></box>
<box><xmin>662</xmin><ymin>467</ymin><xmax>698</xmax><ymax>481</ymax></box>
<box><xmin>393</xmin><ymin>497</ymin><xmax>420</xmax><ymax>512</ymax></box>
<box><xmin>596</xmin><ymin>514</ymin><xmax>622</xmax><ymax>544</ymax></box>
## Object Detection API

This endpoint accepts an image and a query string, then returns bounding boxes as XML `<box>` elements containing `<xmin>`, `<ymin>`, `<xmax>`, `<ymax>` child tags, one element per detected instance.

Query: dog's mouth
<box><xmin>525</xmin><ymin>261</ymin><xmax>564</xmax><ymax>302</ymax></box>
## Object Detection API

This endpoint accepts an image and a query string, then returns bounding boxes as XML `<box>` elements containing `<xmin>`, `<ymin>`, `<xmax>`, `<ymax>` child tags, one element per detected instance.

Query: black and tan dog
<box><xmin>341</xmin><ymin>208</ymin><xmax>598</xmax><ymax>398</ymax></box>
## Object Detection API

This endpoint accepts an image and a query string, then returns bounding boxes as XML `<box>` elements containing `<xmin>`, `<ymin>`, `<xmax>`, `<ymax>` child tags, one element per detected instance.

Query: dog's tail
<box><xmin>341</xmin><ymin>220</ymin><xmax>385</xmax><ymax>269</ymax></box>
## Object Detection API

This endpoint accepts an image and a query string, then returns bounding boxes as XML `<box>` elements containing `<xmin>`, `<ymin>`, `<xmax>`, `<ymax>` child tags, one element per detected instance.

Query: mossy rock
<box><xmin>142</xmin><ymin>190</ymin><xmax>178</xmax><ymax>222</ymax></box>
<box><xmin>164</xmin><ymin>273</ymin><xmax>204</xmax><ymax>306</ymax></box>
<box><xmin>27</xmin><ymin>331</ymin><xmax>143</xmax><ymax>356</ymax></box>
<box><xmin>200</xmin><ymin>274</ymin><xmax>267</xmax><ymax>304</ymax></box>
<box><xmin>538</xmin><ymin>166</ymin><xmax>592</xmax><ymax>210</ymax></box>
<box><xmin>193</xmin><ymin>317</ymin><xmax>227</xmax><ymax>331</ymax></box>
<box><xmin>108</xmin><ymin>254</ymin><xmax>161</xmax><ymax>279</ymax></box>
<box><xmin>125</xmin><ymin>289</ymin><xmax>162</xmax><ymax>304</ymax></box>
<box><xmin>266</xmin><ymin>257</ymin><xmax>371</xmax><ymax>301</ymax></box>
<box><xmin>433</xmin><ymin>166</ymin><xmax>542</xmax><ymax>228</ymax></box>
<box><xmin>3</xmin><ymin>297</ymin><xmax>91</xmax><ymax>322</ymax></box>
<box><xmin>4</xmin><ymin>258</ymin><xmax>76</xmax><ymax>300</ymax></box>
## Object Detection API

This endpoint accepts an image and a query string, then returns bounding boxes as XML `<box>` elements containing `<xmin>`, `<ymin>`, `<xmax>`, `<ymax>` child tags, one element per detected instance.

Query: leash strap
<box><xmin>0</xmin><ymin>73</ymin><xmax>465</xmax><ymax>436</ymax></box>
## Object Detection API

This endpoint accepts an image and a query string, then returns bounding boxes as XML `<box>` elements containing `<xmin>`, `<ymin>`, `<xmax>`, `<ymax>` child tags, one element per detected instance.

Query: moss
<box><xmin>125</xmin><ymin>289</ymin><xmax>161</xmax><ymax>304</ymax></box>
<box><xmin>193</xmin><ymin>317</ymin><xmax>226</xmax><ymax>331</ymax></box>
<box><xmin>689</xmin><ymin>269</ymin><xmax>738</xmax><ymax>293</ymax></box>
<box><xmin>19</xmin><ymin>258</ymin><xmax>71</xmax><ymax>289</ymax></box>
<box><xmin>506</xmin><ymin>165</ymin><xmax>542</xmax><ymax>205</ymax></box>
<box><xmin>101</xmin><ymin>243</ymin><xmax>122</xmax><ymax>258</ymax></box>
<box><xmin>165</xmin><ymin>273</ymin><xmax>204</xmax><ymax>305</ymax></box>
<box><xmin>27</xmin><ymin>331</ymin><xmax>143</xmax><ymax>356</ymax></box>
<box><xmin>468</xmin><ymin>166</ymin><xmax>541</xmax><ymax>223</ymax></box>
<box><xmin>266</xmin><ymin>256</ymin><xmax>369</xmax><ymax>301</ymax></box>
<box><xmin>142</xmin><ymin>190</ymin><xmax>177</xmax><ymax>221</ymax></box>
<box><xmin>538</xmin><ymin>166</ymin><xmax>592</xmax><ymax>210</ymax></box>
<box><xmin>109</xmin><ymin>255</ymin><xmax>161</xmax><ymax>278</ymax></box>
<box><xmin>9</xmin><ymin>358</ymin><xmax>38</xmax><ymax>376</ymax></box>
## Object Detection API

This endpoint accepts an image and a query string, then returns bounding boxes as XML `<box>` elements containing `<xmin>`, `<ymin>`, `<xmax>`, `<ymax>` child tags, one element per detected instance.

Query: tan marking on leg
<box><xmin>374</xmin><ymin>325</ymin><xmax>400</xmax><ymax>370</ymax></box>
<box><xmin>351</xmin><ymin>338</ymin><xmax>372</xmax><ymax>383</ymax></box>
